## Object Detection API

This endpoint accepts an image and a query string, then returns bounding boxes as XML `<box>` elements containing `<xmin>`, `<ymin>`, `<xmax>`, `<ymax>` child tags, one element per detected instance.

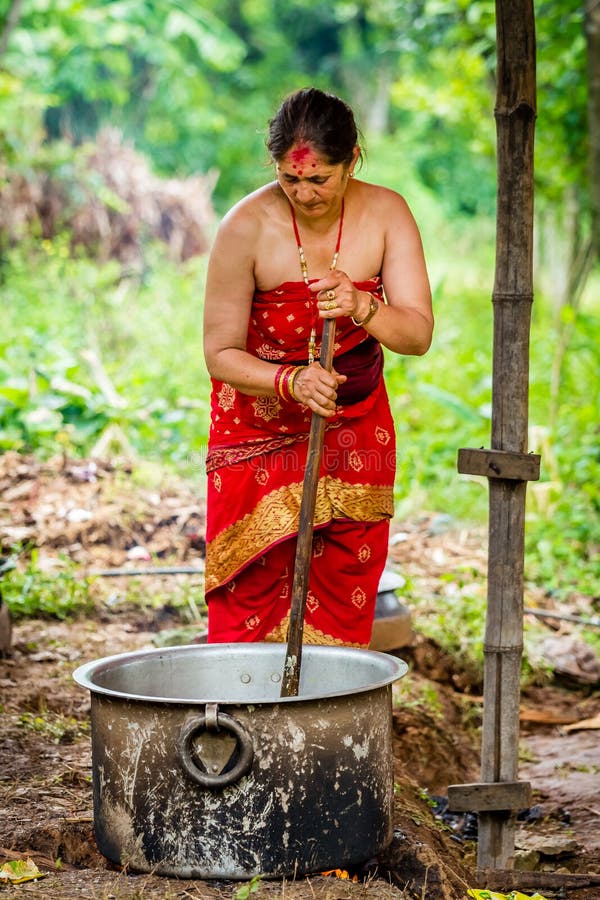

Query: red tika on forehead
<box><xmin>284</xmin><ymin>143</ymin><xmax>319</xmax><ymax>176</ymax></box>
<box><xmin>290</xmin><ymin>144</ymin><xmax>312</xmax><ymax>163</ymax></box>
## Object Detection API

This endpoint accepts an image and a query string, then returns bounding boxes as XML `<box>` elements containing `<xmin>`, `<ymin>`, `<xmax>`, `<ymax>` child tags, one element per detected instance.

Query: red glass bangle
<box><xmin>274</xmin><ymin>364</ymin><xmax>288</xmax><ymax>399</ymax></box>
<box><xmin>274</xmin><ymin>364</ymin><xmax>295</xmax><ymax>401</ymax></box>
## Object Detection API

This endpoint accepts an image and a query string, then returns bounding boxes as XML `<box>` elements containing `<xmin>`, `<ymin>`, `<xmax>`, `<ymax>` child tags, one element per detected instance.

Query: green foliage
<box><xmin>111</xmin><ymin>575</ymin><xmax>207</xmax><ymax>624</ymax></box>
<box><xmin>403</xmin><ymin>573</ymin><xmax>571</xmax><ymax>687</ymax></box>
<box><xmin>0</xmin><ymin>0</ymin><xmax>498</xmax><ymax>215</ymax></box>
<box><xmin>394</xmin><ymin>679</ymin><xmax>444</xmax><ymax>719</ymax></box>
<box><xmin>2</xmin><ymin>550</ymin><xmax>95</xmax><ymax>620</ymax></box>
<box><xmin>535</xmin><ymin>3</ymin><xmax>588</xmax><ymax>201</ymax></box>
<box><xmin>234</xmin><ymin>875</ymin><xmax>262</xmax><ymax>900</ymax></box>
<box><xmin>17</xmin><ymin>711</ymin><xmax>90</xmax><ymax>744</ymax></box>
<box><xmin>0</xmin><ymin>238</ymin><xmax>210</xmax><ymax>466</ymax></box>
<box><xmin>0</xmin><ymin>71</ymin><xmax>53</xmax><ymax>168</ymax></box>
<box><xmin>412</xmin><ymin>582</ymin><xmax>488</xmax><ymax>681</ymax></box>
<box><xmin>525</xmin><ymin>420</ymin><xmax>600</xmax><ymax>599</ymax></box>
<box><xmin>0</xmin><ymin>0</ymin><xmax>592</xmax><ymax>231</ymax></box>
<box><xmin>523</xmin><ymin>291</ymin><xmax>600</xmax><ymax>598</ymax></box>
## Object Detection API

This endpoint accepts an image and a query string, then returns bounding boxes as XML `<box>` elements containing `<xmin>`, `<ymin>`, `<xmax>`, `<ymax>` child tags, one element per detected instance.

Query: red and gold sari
<box><xmin>205</xmin><ymin>277</ymin><xmax>396</xmax><ymax>647</ymax></box>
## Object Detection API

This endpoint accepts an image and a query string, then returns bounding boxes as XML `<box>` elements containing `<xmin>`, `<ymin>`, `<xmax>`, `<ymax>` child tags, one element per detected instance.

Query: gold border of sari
<box><xmin>205</xmin><ymin>476</ymin><xmax>394</xmax><ymax>593</ymax></box>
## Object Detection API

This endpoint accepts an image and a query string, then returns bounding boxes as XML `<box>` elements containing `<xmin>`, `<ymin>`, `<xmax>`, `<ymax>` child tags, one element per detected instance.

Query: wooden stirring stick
<box><xmin>280</xmin><ymin>318</ymin><xmax>337</xmax><ymax>697</ymax></box>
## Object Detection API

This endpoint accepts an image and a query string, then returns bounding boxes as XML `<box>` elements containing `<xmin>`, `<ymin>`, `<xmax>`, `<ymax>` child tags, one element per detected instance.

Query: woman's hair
<box><xmin>267</xmin><ymin>88</ymin><xmax>362</xmax><ymax>166</ymax></box>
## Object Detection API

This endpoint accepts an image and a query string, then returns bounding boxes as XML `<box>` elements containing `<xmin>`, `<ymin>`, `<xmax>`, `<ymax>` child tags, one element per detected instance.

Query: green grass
<box><xmin>1</xmin><ymin>550</ymin><xmax>96</xmax><ymax>620</ymax></box>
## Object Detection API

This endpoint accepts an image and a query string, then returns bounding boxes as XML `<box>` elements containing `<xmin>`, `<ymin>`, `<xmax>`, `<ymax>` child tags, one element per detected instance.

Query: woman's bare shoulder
<box><xmin>217</xmin><ymin>182</ymin><xmax>283</xmax><ymax>239</ymax></box>
<box><xmin>354</xmin><ymin>181</ymin><xmax>422</xmax><ymax>246</ymax></box>
<box><xmin>355</xmin><ymin>179</ymin><xmax>413</xmax><ymax>212</ymax></box>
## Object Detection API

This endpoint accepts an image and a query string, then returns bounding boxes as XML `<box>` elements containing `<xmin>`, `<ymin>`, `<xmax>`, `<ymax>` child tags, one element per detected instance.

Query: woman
<box><xmin>203</xmin><ymin>87</ymin><xmax>433</xmax><ymax>647</ymax></box>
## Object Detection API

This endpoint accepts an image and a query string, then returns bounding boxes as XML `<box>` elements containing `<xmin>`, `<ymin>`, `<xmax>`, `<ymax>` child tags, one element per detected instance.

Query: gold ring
<box><xmin>325</xmin><ymin>289</ymin><xmax>336</xmax><ymax>302</ymax></box>
<box><xmin>326</xmin><ymin>299</ymin><xmax>337</xmax><ymax>310</ymax></box>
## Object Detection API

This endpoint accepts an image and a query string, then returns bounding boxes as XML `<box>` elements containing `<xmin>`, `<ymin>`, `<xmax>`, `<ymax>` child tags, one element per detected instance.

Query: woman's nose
<box><xmin>295</xmin><ymin>180</ymin><xmax>315</xmax><ymax>201</ymax></box>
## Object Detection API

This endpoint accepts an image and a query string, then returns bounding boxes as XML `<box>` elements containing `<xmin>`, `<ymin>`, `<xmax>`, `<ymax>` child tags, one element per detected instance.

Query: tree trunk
<box><xmin>364</xmin><ymin>67</ymin><xmax>392</xmax><ymax>134</ymax></box>
<box><xmin>0</xmin><ymin>0</ymin><xmax>24</xmax><ymax>57</ymax></box>
<box><xmin>586</xmin><ymin>0</ymin><xmax>600</xmax><ymax>254</ymax></box>
<box><xmin>548</xmin><ymin>4</ymin><xmax>600</xmax><ymax>423</ymax></box>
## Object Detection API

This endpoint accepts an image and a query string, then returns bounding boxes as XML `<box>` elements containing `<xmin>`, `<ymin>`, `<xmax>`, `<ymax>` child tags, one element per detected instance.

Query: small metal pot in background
<box><xmin>74</xmin><ymin>642</ymin><xmax>407</xmax><ymax>879</ymax></box>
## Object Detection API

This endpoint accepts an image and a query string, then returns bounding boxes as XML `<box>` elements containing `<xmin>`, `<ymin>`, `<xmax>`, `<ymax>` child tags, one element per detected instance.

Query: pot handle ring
<box><xmin>177</xmin><ymin>707</ymin><xmax>254</xmax><ymax>789</ymax></box>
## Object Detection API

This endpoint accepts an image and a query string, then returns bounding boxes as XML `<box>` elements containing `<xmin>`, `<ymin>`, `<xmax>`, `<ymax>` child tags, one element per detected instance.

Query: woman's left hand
<box><xmin>310</xmin><ymin>270</ymin><xmax>371</xmax><ymax>323</ymax></box>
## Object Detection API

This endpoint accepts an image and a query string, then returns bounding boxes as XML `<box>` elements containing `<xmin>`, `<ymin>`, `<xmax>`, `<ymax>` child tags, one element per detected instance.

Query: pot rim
<box><xmin>73</xmin><ymin>641</ymin><xmax>408</xmax><ymax>705</ymax></box>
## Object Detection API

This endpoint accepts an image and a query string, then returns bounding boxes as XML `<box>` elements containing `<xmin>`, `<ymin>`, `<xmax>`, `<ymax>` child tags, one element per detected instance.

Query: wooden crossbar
<box><xmin>447</xmin><ymin>780</ymin><xmax>531</xmax><ymax>813</ymax></box>
<box><xmin>458</xmin><ymin>448</ymin><xmax>540</xmax><ymax>481</ymax></box>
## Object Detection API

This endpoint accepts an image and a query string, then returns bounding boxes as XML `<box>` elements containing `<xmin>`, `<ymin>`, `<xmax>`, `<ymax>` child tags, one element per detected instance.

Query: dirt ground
<box><xmin>1</xmin><ymin>453</ymin><xmax>599</xmax><ymax>900</ymax></box>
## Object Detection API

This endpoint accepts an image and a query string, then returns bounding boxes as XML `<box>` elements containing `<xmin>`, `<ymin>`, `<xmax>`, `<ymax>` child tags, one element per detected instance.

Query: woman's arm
<box><xmin>311</xmin><ymin>188</ymin><xmax>434</xmax><ymax>356</ymax></box>
<box><xmin>203</xmin><ymin>205</ymin><xmax>272</xmax><ymax>395</ymax></box>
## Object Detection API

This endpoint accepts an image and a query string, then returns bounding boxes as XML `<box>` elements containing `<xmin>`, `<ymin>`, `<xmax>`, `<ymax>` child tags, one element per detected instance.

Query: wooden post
<box><xmin>448</xmin><ymin>0</ymin><xmax>538</xmax><ymax>871</ymax></box>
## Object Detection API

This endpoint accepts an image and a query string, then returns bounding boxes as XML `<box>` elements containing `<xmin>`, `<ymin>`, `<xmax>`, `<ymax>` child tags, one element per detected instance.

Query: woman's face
<box><xmin>275</xmin><ymin>142</ymin><xmax>355</xmax><ymax>217</ymax></box>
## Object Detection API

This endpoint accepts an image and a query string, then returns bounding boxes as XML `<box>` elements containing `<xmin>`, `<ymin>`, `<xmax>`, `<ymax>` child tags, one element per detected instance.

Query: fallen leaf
<box><xmin>467</xmin><ymin>891</ymin><xmax>550</xmax><ymax>900</ymax></box>
<box><xmin>0</xmin><ymin>858</ymin><xmax>47</xmax><ymax>884</ymax></box>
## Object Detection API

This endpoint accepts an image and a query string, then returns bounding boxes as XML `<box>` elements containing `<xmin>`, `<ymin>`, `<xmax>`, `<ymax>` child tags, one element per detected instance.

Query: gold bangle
<box><xmin>352</xmin><ymin>293</ymin><xmax>380</xmax><ymax>327</ymax></box>
<box><xmin>287</xmin><ymin>365</ymin><xmax>306</xmax><ymax>401</ymax></box>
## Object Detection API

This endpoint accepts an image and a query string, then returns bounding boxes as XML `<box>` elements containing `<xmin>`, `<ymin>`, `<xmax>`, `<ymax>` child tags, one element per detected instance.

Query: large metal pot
<box><xmin>73</xmin><ymin>642</ymin><xmax>407</xmax><ymax>879</ymax></box>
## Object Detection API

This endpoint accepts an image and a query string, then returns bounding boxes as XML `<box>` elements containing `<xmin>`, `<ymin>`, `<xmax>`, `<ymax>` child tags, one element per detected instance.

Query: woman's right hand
<box><xmin>292</xmin><ymin>363</ymin><xmax>347</xmax><ymax>416</ymax></box>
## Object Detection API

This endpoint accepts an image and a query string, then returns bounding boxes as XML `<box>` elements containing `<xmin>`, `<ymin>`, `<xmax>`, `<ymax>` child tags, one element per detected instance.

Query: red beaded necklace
<box><xmin>289</xmin><ymin>200</ymin><xmax>345</xmax><ymax>363</ymax></box>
